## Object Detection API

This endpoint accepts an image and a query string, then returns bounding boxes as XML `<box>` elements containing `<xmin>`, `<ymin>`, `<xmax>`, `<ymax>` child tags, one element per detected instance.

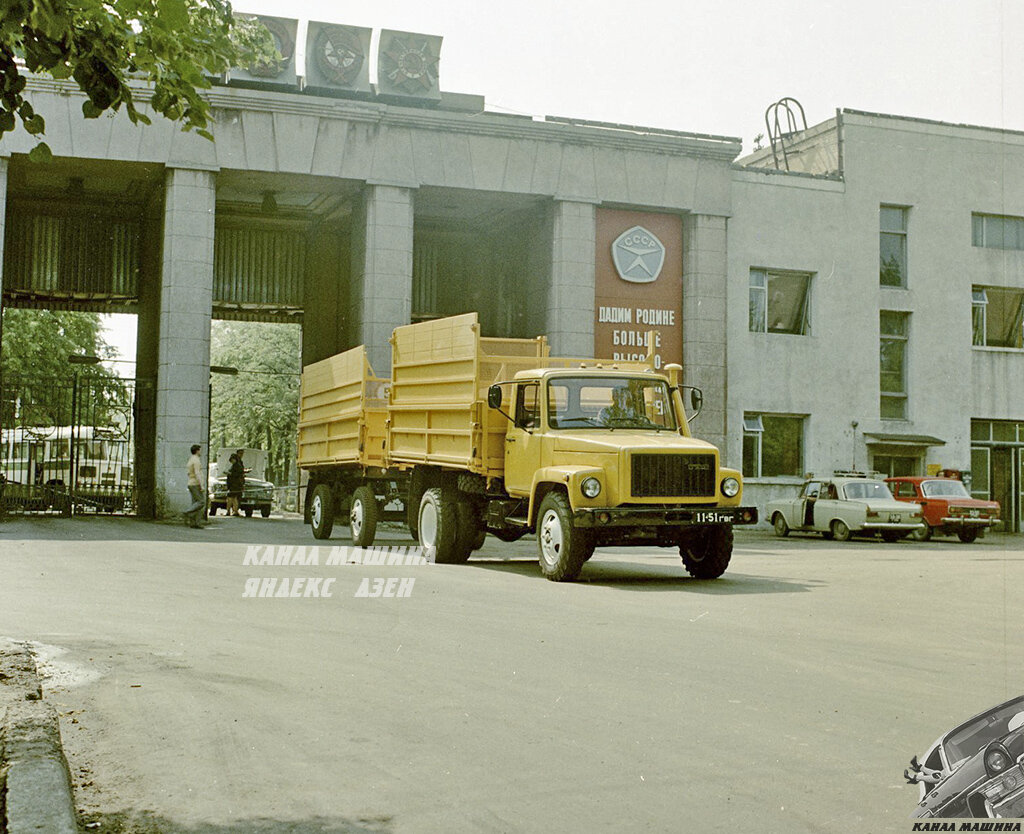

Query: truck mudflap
<box><xmin>572</xmin><ymin>506</ymin><xmax>758</xmax><ymax>528</ymax></box>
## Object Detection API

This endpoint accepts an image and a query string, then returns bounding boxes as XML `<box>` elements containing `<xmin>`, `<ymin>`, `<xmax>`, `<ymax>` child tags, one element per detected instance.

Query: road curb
<box><xmin>0</xmin><ymin>639</ymin><xmax>79</xmax><ymax>834</ymax></box>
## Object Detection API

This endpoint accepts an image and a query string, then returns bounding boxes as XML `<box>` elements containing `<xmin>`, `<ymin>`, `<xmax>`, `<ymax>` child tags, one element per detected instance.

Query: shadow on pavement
<box><xmin>78</xmin><ymin>811</ymin><xmax>394</xmax><ymax>834</ymax></box>
<box><xmin>469</xmin><ymin>557</ymin><xmax>822</xmax><ymax>594</ymax></box>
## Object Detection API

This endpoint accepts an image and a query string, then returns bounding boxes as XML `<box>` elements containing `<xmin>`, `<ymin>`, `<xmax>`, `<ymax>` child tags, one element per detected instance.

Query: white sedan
<box><xmin>766</xmin><ymin>475</ymin><xmax>923</xmax><ymax>542</ymax></box>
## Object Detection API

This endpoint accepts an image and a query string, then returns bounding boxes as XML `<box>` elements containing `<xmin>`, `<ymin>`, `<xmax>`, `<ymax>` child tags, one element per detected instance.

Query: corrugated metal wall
<box><xmin>4</xmin><ymin>211</ymin><xmax>140</xmax><ymax>298</ymax></box>
<box><xmin>214</xmin><ymin>226</ymin><xmax>306</xmax><ymax>321</ymax></box>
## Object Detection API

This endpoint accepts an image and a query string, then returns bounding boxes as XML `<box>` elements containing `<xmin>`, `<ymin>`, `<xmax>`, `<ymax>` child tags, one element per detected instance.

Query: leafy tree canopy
<box><xmin>0</xmin><ymin>0</ymin><xmax>276</xmax><ymax>161</ymax></box>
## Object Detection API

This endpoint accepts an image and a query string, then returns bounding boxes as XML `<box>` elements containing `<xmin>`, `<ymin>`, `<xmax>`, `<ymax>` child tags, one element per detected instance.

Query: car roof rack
<box><xmin>832</xmin><ymin>470</ymin><xmax>884</xmax><ymax>479</ymax></box>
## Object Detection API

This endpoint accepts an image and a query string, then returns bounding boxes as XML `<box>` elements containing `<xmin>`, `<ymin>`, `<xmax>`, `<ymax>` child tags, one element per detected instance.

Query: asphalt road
<box><xmin>1</xmin><ymin>514</ymin><xmax>1022</xmax><ymax>834</ymax></box>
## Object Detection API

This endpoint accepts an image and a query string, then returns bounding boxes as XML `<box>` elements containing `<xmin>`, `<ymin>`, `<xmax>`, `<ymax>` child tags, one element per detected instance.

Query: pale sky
<box><xmin>102</xmin><ymin>0</ymin><xmax>1024</xmax><ymax>361</ymax></box>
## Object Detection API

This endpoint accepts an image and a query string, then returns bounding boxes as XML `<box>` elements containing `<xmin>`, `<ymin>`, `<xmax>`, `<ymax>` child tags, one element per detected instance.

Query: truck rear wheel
<box><xmin>310</xmin><ymin>483</ymin><xmax>335</xmax><ymax>540</ymax></box>
<box><xmin>418</xmin><ymin>487</ymin><xmax>461</xmax><ymax>563</ymax></box>
<box><xmin>679</xmin><ymin>525</ymin><xmax>732</xmax><ymax>579</ymax></box>
<box><xmin>537</xmin><ymin>492</ymin><xmax>592</xmax><ymax>582</ymax></box>
<box><xmin>350</xmin><ymin>486</ymin><xmax>378</xmax><ymax>547</ymax></box>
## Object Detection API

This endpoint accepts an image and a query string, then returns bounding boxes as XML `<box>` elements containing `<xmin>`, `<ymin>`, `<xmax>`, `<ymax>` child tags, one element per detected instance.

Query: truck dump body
<box><xmin>388</xmin><ymin>313</ymin><xmax>548</xmax><ymax>477</ymax></box>
<box><xmin>297</xmin><ymin>347</ymin><xmax>388</xmax><ymax>470</ymax></box>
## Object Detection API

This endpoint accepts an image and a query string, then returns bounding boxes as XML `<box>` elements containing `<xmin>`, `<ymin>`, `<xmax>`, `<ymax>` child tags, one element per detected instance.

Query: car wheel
<box><xmin>679</xmin><ymin>526</ymin><xmax>733</xmax><ymax>579</ymax></box>
<box><xmin>772</xmin><ymin>512</ymin><xmax>790</xmax><ymax>538</ymax></box>
<box><xmin>350</xmin><ymin>486</ymin><xmax>379</xmax><ymax>547</ymax></box>
<box><xmin>957</xmin><ymin>528</ymin><xmax>979</xmax><ymax>544</ymax></box>
<box><xmin>260</xmin><ymin>506</ymin><xmax>271</xmax><ymax>518</ymax></box>
<box><xmin>244</xmin><ymin>507</ymin><xmax>253</xmax><ymax>518</ymax></box>
<box><xmin>831</xmin><ymin>519</ymin><xmax>852</xmax><ymax>542</ymax></box>
<box><xmin>911</xmin><ymin>525</ymin><xmax>932</xmax><ymax>542</ymax></box>
<box><xmin>418</xmin><ymin>487</ymin><xmax>459</xmax><ymax>563</ymax></box>
<box><xmin>310</xmin><ymin>483</ymin><xmax>335</xmax><ymax>540</ymax></box>
<box><xmin>537</xmin><ymin>491</ymin><xmax>591</xmax><ymax>582</ymax></box>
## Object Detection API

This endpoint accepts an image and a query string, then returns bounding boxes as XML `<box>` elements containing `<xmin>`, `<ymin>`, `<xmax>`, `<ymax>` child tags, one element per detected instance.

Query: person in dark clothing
<box><xmin>226</xmin><ymin>452</ymin><xmax>245</xmax><ymax>517</ymax></box>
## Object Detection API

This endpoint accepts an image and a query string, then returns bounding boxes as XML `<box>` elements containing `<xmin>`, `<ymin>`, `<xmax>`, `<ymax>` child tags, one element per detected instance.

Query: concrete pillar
<box><xmin>154</xmin><ymin>167</ymin><xmax>216</xmax><ymax>515</ymax></box>
<box><xmin>547</xmin><ymin>200</ymin><xmax>595</xmax><ymax>357</ymax></box>
<box><xmin>349</xmin><ymin>184</ymin><xmax>413</xmax><ymax>374</ymax></box>
<box><xmin>682</xmin><ymin>213</ymin><xmax>729</xmax><ymax>458</ymax></box>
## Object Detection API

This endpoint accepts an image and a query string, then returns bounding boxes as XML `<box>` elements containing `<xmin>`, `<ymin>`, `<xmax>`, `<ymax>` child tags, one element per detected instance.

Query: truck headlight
<box><xmin>721</xmin><ymin>477</ymin><xmax>740</xmax><ymax>498</ymax></box>
<box><xmin>581</xmin><ymin>477</ymin><xmax>602</xmax><ymax>498</ymax></box>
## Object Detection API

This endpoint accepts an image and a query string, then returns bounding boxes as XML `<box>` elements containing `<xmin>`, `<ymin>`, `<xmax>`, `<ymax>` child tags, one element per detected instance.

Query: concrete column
<box><xmin>349</xmin><ymin>184</ymin><xmax>413</xmax><ymax>374</ymax></box>
<box><xmin>682</xmin><ymin>213</ymin><xmax>729</xmax><ymax>458</ymax></box>
<box><xmin>154</xmin><ymin>167</ymin><xmax>215</xmax><ymax>515</ymax></box>
<box><xmin>547</xmin><ymin>200</ymin><xmax>595</xmax><ymax>357</ymax></box>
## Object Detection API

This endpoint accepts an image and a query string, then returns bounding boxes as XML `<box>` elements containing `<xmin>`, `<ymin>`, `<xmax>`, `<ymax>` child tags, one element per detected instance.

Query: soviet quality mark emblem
<box><xmin>612</xmin><ymin>226</ymin><xmax>665</xmax><ymax>283</ymax></box>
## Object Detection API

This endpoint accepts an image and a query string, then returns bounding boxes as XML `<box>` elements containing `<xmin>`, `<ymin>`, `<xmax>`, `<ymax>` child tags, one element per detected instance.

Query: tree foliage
<box><xmin>210</xmin><ymin>321</ymin><xmax>300</xmax><ymax>487</ymax></box>
<box><xmin>0</xmin><ymin>0</ymin><xmax>276</xmax><ymax>161</ymax></box>
<box><xmin>0</xmin><ymin>308</ymin><xmax>127</xmax><ymax>426</ymax></box>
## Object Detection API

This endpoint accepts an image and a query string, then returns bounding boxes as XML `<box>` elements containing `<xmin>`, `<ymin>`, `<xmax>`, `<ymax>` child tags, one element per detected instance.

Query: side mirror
<box><xmin>683</xmin><ymin>386</ymin><xmax>703</xmax><ymax>421</ymax></box>
<box><xmin>488</xmin><ymin>385</ymin><xmax>503</xmax><ymax>409</ymax></box>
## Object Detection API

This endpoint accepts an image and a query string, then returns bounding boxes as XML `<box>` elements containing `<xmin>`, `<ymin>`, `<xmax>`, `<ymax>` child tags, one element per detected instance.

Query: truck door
<box><xmin>503</xmin><ymin>382</ymin><xmax>543</xmax><ymax>496</ymax></box>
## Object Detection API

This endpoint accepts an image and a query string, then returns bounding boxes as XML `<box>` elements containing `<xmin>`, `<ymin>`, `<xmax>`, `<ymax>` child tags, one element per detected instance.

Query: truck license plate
<box><xmin>695</xmin><ymin>511</ymin><xmax>731</xmax><ymax>523</ymax></box>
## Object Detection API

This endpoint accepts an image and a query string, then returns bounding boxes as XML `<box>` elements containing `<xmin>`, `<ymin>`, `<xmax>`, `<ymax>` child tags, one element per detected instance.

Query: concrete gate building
<box><xmin>0</xmin><ymin>21</ymin><xmax>1021</xmax><ymax>530</ymax></box>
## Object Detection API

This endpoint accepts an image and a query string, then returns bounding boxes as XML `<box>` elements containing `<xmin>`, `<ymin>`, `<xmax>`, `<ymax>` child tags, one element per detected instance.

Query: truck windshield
<box><xmin>547</xmin><ymin>376</ymin><xmax>677</xmax><ymax>431</ymax></box>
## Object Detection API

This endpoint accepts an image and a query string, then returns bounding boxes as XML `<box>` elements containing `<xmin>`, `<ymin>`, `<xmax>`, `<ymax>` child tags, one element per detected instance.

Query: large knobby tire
<box><xmin>350</xmin><ymin>485</ymin><xmax>379</xmax><ymax>547</ymax></box>
<box><xmin>957</xmin><ymin>527</ymin><xmax>979</xmax><ymax>544</ymax></box>
<box><xmin>911</xmin><ymin>524</ymin><xmax>932</xmax><ymax>542</ymax></box>
<box><xmin>772</xmin><ymin>512</ymin><xmax>790</xmax><ymax>538</ymax></box>
<box><xmin>831</xmin><ymin>519</ymin><xmax>852</xmax><ymax>542</ymax></box>
<box><xmin>418</xmin><ymin>487</ymin><xmax>460</xmax><ymax>563</ymax></box>
<box><xmin>310</xmin><ymin>483</ymin><xmax>335</xmax><ymax>540</ymax></box>
<box><xmin>445</xmin><ymin>498</ymin><xmax>477</xmax><ymax>564</ymax></box>
<box><xmin>536</xmin><ymin>492</ymin><xmax>592</xmax><ymax>582</ymax></box>
<box><xmin>679</xmin><ymin>525</ymin><xmax>733</xmax><ymax>579</ymax></box>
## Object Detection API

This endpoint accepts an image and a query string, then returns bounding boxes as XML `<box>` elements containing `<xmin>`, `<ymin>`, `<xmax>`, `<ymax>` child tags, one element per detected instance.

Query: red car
<box><xmin>885</xmin><ymin>475</ymin><xmax>1000</xmax><ymax>543</ymax></box>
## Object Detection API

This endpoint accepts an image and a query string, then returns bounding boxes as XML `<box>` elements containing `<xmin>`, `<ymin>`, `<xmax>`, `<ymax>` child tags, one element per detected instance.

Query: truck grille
<box><xmin>631</xmin><ymin>454</ymin><xmax>716</xmax><ymax>498</ymax></box>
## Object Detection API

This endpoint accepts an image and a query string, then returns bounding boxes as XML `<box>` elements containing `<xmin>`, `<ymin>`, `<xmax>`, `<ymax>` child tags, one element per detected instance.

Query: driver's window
<box><xmin>515</xmin><ymin>383</ymin><xmax>539</xmax><ymax>429</ymax></box>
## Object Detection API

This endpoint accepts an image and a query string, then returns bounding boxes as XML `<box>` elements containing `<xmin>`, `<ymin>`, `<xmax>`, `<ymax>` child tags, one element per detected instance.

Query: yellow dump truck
<box><xmin>298</xmin><ymin>313</ymin><xmax>757</xmax><ymax>581</ymax></box>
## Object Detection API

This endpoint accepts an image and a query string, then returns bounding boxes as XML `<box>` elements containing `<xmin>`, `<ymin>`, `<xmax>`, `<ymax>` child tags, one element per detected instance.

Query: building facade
<box><xmin>0</xmin><ymin>26</ymin><xmax>1020</xmax><ymax>530</ymax></box>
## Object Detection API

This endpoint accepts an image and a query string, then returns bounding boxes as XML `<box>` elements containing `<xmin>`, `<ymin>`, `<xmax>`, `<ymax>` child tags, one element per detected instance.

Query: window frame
<box><xmin>971</xmin><ymin>285</ymin><xmax>1024</xmax><ymax>349</ymax></box>
<box><xmin>879</xmin><ymin>310</ymin><xmax>910</xmax><ymax>420</ymax></box>
<box><xmin>972</xmin><ymin>213</ymin><xmax>1024</xmax><ymax>251</ymax></box>
<box><xmin>880</xmin><ymin>205</ymin><xmax>909</xmax><ymax>288</ymax></box>
<box><xmin>742</xmin><ymin>412</ymin><xmax>804</xmax><ymax>479</ymax></box>
<box><xmin>748</xmin><ymin>268</ymin><xmax>812</xmax><ymax>335</ymax></box>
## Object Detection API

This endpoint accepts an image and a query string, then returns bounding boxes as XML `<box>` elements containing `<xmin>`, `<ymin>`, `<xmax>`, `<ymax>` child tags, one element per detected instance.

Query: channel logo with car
<box><xmin>906</xmin><ymin>696</ymin><xmax>1024</xmax><ymax>819</ymax></box>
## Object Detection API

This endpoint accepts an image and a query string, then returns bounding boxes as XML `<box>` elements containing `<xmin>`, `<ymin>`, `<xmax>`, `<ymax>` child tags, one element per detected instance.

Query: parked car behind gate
<box><xmin>208</xmin><ymin>448</ymin><xmax>274</xmax><ymax>518</ymax></box>
<box><xmin>766</xmin><ymin>472</ymin><xmax>923</xmax><ymax>542</ymax></box>
<box><xmin>886</xmin><ymin>475</ymin><xmax>1000</xmax><ymax>543</ymax></box>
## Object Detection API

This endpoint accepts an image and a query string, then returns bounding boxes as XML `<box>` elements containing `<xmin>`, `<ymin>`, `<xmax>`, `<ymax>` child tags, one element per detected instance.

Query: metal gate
<box><xmin>0</xmin><ymin>373</ymin><xmax>139</xmax><ymax>516</ymax></box>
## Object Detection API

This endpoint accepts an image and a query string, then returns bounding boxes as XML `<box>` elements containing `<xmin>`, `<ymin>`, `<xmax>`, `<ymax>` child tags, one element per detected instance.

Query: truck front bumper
<box><xmin>572</xmin><ymin>505</ymin><xmax>758</xmax><ymax>528</ymax></box>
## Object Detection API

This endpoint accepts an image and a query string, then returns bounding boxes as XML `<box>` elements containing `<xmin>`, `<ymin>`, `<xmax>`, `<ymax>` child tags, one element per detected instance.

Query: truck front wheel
<box><xmin>310</xmin><ymin>484</ymin><xmax>335</xmax><ymax>540</ymax></box>
<box><xmin>679</xmin><ymin>525</ymin><xmax>732</xmax><ymax>579</ymax></box>
<box><xmin>350</xmin><ymin>485</ymin><xmax>378</xmax><ymax>547</ymax></box>
<box><xmin>536</xmin><ymin>492</ymin><xmax>593</xmax><ymax>582</ymax></box>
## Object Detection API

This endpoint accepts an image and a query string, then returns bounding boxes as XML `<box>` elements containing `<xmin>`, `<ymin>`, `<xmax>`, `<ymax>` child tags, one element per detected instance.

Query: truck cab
<box><xmin>489</xmin><ymin>364</ymin><xmax>756</xmax><ymax>580</ymax></box>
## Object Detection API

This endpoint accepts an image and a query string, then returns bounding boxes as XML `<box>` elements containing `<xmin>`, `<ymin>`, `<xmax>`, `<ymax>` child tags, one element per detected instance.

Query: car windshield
<box><xmin>842</xmin><ymin>481</ymin><xmax>893</xmax><ymax>501</ymax></box>
<box><xmin>921</xmin><ymin>480</ymin><xmax>971</xmax><ymax>498</ymax></box>
<box><xmin>944</xmin><ymin>701</ymin><xmax>1024</xmax><ymax>766</ymax></box>
<box><xmin>547</xmin><ymin>376</ymin><xmax>677</xmax><ymax>431</ymax></box>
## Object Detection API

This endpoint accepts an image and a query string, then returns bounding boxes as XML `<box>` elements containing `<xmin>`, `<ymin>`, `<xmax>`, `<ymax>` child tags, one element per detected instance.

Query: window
<box><xmin>742</xmin><ymin>413</ymin><xmax>804</xmax><ymax>478</ymax></box>
<box><xmin>872</xmin><ymin>454</ymin><xmax>918</xmax><ymax>477</ymax></box>
<box><xmin>748</xmin><ymin>269</ymin><xmax>811</xmax><ymax>334</ymax></box>
<box><xmin>880</xmin><ymin>205</ymin><xmax>908</xmax><ymax>287</ymax></box>
<box><xmin>880</xmin><ymin>311</ymin><xmax>909</xmax><ymax>420</ymax></box>
<box><xmin>515</xmin><ymin>383</ymin><xmax>539</xmax><ymax>428</ymax></box>
<box><xmin>972</xmin><ymin>286</ymin><xmax>1024</xmax><ymax>348</ymax></box>
<box><xmin>972</xmin><ymin>213</ymin><xmax>1024</xmax><ymax>250</ymax></box>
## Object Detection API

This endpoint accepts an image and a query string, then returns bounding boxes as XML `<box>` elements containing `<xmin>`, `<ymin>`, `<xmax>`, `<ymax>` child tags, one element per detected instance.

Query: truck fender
<box><xmin>527</xmin><ymin>466</ymin><xmax>604</xmax><ymax>526</ymax></box>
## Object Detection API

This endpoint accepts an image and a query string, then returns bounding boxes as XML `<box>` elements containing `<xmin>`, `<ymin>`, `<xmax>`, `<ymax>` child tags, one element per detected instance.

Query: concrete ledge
<box><xmin>0</xmin><ymin>640</ymin><xmax>79</xmax><ymax>834</ymax></box>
